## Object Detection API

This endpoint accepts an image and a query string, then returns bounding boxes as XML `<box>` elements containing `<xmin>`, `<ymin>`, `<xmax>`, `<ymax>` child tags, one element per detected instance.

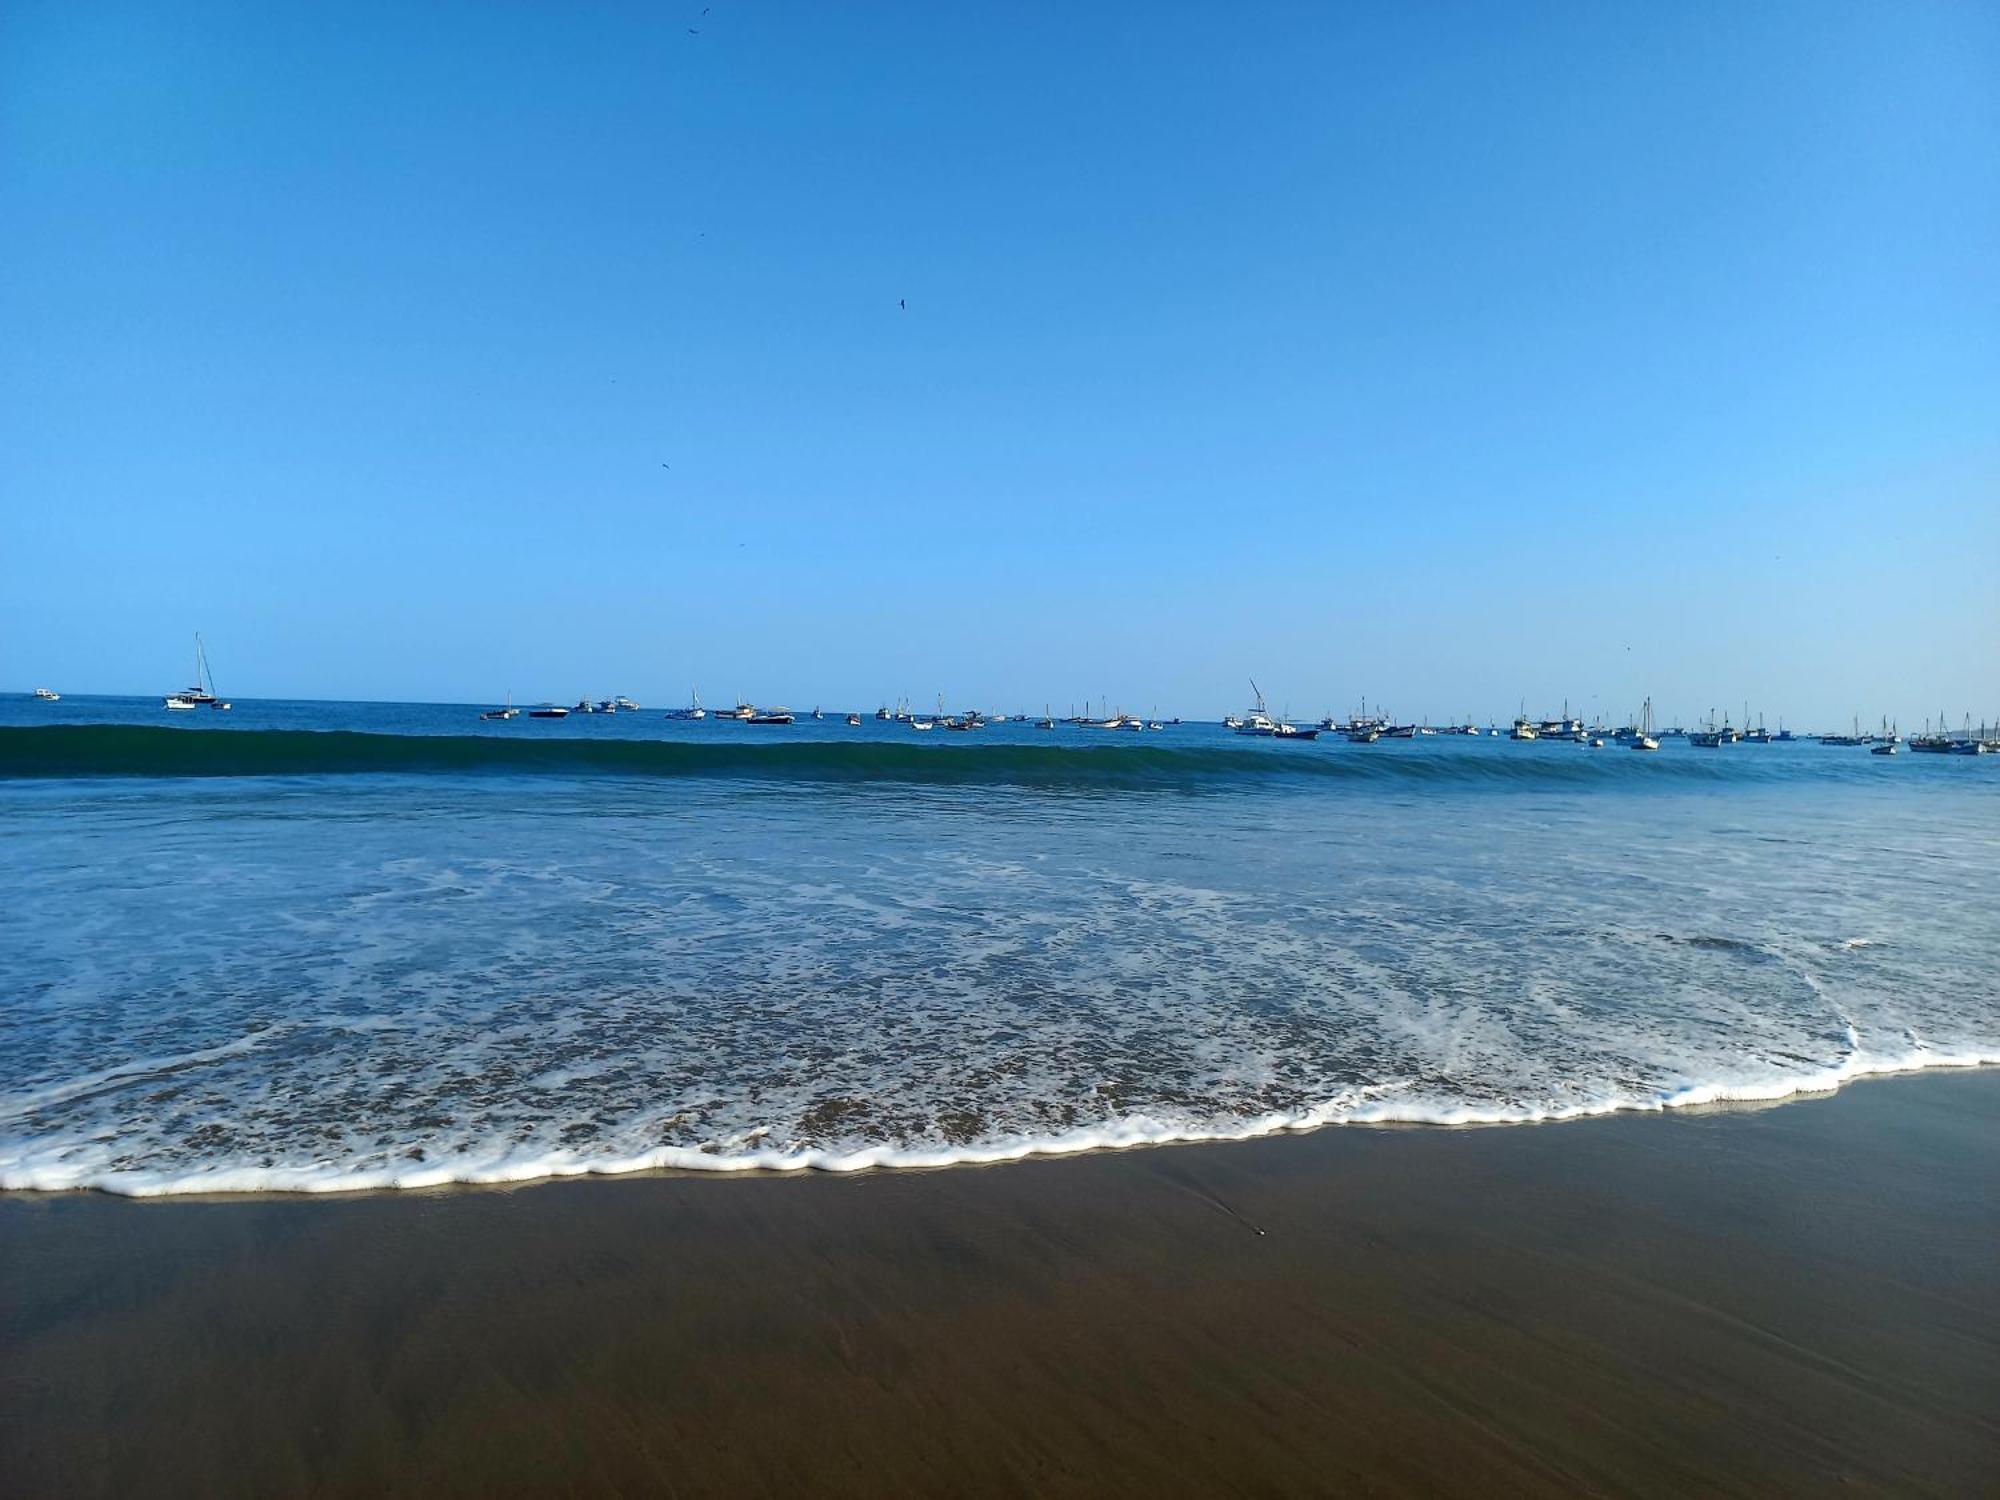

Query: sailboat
<box><xmin>1631</xmin><ymin>697</ymin><xmax>1659</xmax><ymax>751</ymax></box>
<box><xmin>165</xmin><ymin>633</ymin><xmax>230</xmax><ymax>710</ymax></box>
<box><xmin>480</xmin><ymin>693</ymin><xmax>519</xmax><ymax>721</ymax></box>
<box><xmin>664</xmin><ymin>687</ymin><xmax>706</xmax><ymax>721</ymax></box>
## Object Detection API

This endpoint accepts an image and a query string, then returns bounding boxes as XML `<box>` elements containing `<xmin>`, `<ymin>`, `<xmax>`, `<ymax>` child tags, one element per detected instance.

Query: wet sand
<box><xmin>4</xmin><ymin>1071</ymin><xmax>1997</xmax><ymax>1497</ymax></box>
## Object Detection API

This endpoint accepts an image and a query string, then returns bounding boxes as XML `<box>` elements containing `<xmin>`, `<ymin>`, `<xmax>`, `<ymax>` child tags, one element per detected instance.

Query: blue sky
<box><xmin>4</xmin><ymin>0</ymin><xmax>1995</xmax><ymax>724</ymax></box>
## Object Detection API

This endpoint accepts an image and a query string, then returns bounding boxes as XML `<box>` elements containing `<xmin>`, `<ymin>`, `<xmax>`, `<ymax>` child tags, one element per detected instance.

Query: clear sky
<box><xmin>4</xmin><ymin>0</ymin><xmax>1995</xmax><ymax>726</ymax></box>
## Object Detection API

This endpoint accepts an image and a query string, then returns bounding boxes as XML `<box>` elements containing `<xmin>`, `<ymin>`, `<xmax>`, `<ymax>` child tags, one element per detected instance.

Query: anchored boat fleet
<box><xmin>21</xmin><ymin>646</ymin><xmax>1988</xmax><ymax>755</ymax></box>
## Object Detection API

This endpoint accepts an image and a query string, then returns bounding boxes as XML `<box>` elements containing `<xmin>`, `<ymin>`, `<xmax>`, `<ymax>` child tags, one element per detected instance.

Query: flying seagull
<box><xmin>899</xmin><ymin>298</ymin><xmax>906</xmax><ymax>310</ymax></box>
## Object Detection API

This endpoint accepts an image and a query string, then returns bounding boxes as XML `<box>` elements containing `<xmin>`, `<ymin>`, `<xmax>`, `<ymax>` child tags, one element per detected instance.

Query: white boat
<box><xmin>665</xmin><ymin>687</ymin><xmax>706</xmax><ymax>720</ymax></box>
<box><xmin>910</xmin><ymin>718</ymin><xmax>935</xmax><ymax>731</ymax></box>
<box><xmin>845</xmin><ymin>712</ymin><xmax>861</xmax><ymax>726</ymax></box>
<box><xmin>1234</xmin><ymin>680</ymin><xmax>1318</xmax><ymax>739</ymax></box>
<box><xmin>1631</xmin><ymin>697</ymin><xmax>1659</xmax><ymax>751</ymax></box>
<box><xmin>165</xmin><ymin>633</ymin><xmax>229</xmax><ymax>710</ymax></box>
<box><xmin>33</xmin><ymin>687</ymin><xmax>60</xmax><ymax>701</ymax></box>
<box><xmin>614</xmin><ymin>696</ymin><xmax>640</xmax><ymax>711</ymax></box>
<box><xmin>480</xmin><ymin>694</ymin><xmax>519</xmax><ymax>721</ymax></box>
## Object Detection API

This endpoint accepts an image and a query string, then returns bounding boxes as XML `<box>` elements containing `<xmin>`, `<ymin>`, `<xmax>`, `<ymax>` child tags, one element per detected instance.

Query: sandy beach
<box><xmin>4</xmin><ymin>1069</ymin><xmax>1996</xmax><ymax>1497</ymax></box>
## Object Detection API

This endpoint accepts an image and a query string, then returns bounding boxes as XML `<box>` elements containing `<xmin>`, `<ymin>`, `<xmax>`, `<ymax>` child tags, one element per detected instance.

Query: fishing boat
<box><xmin>1038</xmin><ymin>705</ymin><xmax>1056</xmax><ymax>730</ymax></box>
<box><xmin>845</xmin><ymin>712</ymin><xmax>861</xmax><ymax>726</ymax></box>
<box><xmin>1344</xmin><ymin>724</ymin><xmax>1381</xmax><ymax>743</ymax></box>
<box><xmin>480</xmin><ymin>694</ymin><xmax>519</xmax><ymax>721</ymax></box>
<box><xmin>664</xmin><ymin>687</ymin><xmax>706</xmax><ymax>721</ymax></box>
<box><xmin>32</xmin><ymin>687</ymin><xmax>59</xmax><ymax>701</ymax></box>
<box><xmin>528</xmin><ymin>705</ymin><xmax>569</xmax><ymax>719</ymax></box>
<box><xmin>747</xmin><ymin>707</ymin><xmax>795</xmax><ymax>725</ymax></box>
<box><xmin>164</xmin><ymin>633</ymin><xmax>230</xmax><ymax>710</ymax></box>
<box><xmin>718</xmin><ymin>700</ymin><xmax>756</xmax><ymax>721</ymax></box>
<box><xmin>1233</xmin><ymin>680</ymin><xmax>1317</xmax><ymax>739</ymax></box>
<box><xmin>910</xmin><ymin>717</ymin><xmax>935</xmax><ymax>731</ymax></box>
<box><xmin>1631</xmin><ymin>698</ymin><xmax>1659</xmax><ymax>752</ymax></box>
<box><xmin>1508</xmin><ymin>715</ymin><xmax>1539</xmax><ymax>741</ymax></box>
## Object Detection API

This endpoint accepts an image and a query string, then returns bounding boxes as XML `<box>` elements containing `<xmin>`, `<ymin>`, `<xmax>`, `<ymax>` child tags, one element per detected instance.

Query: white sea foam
<box><xmin>4</xmin><ymin>758</ymin><xmax>1997</xmax><ymax>1198</ymax></box>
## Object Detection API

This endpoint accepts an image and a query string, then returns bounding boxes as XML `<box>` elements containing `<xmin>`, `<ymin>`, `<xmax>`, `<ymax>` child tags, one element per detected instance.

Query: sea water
<box><xmin>2</xmin><ymin>697</ymin><xmax>1996</xmax><ymax>1195</ymax></box>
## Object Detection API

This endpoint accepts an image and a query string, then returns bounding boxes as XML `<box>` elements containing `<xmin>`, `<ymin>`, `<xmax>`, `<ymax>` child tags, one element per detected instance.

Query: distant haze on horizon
<box><xmin>3</xmin><ymin>1</ymin><xmax>1995</xmax><ymax>728</ymax></box>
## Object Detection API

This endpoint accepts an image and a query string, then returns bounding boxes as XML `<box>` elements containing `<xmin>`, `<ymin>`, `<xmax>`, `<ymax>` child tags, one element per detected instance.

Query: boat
<box><xmin>1344</xmin><ymin>724</ymin><xmax>1380</xmax><ymax>743</ymax></box>
<box><xmin>1038</xmin><ymin>705</ymin><xmax>1056</xmax><ymax>730</ymax></box>
<box><xmin>875</xmin><ymin>705</ymin><xmax>891</xmax><ymax>721</ymax></box>
<box><xmin>845</xmin><ymin>712</ymin><xmax>861</xmax><ymax>726</ymax></box>
<box><xmin>747</xmin><ymin>707</ymin><xmax>795</xmax><ymax>725</ymax></box>
<box><xmin>1508</xmin><ymin>714</ymin><xmax>1539</xmax><ymax>741</ymax></box>
<box><xmin>1631</xmin><ymin>698</ymin><xmax>1659</xmax><ymax>752</ymax></box>
<box><xmin>480</xmin><ymin>694</ymin><xmax>519</xmax><ymax>721</ymax></box>
<box><xmin>665</xmin><ymin>687</ymin><xmax>707</xmax><ymax>721</ymax></box>
<box><xmin>165</xmin><ymin>633</ymin><xmax>230</xmax><ymax>710</ymax></box>
<box><xmin>811</xmin><ymin>707</ymin><xmax>823</xmax><ymax>721</ymax></box>
<box><xmin>1234</xmin><ymin>680</ymin><xmax>1317</xmax><ymax>739</ymax></box>
<box><xmin>718</xmin><ymin>700</ymin><xmax>756</xmax><ymax>721</ymax></box>
<box><xmin>614</xmin><ymin>696</ymin><xmax>640</xmax><ymax>711</ymax></box>
<box><xmin>32</xmin><ymin>688</ymin><xmax>59</xmax><ymax>701</ymax></box>
<box><xmin>573</xmin><ymin>698</ymin><xmax>596</xmax><ymax>714</ymax></box>
<box><xmin>528</xmin><ymin>705</ymin><xmax>569</xmax><ymax>719</ymax></box>
<box><xmin>910</xmin><ymin>718</ymin><xmax>935</xmax><ymax>731</ymax></box>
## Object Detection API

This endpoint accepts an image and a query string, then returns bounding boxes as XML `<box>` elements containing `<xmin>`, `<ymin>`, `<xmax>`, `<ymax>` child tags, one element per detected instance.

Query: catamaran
<box><xmin>164</xmin><ymin>633</ymin><xmax>230</xmax><ymax>710</ymax></box>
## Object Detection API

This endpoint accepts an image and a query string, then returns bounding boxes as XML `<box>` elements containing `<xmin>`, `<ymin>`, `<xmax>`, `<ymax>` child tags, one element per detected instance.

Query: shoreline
<box><xmin>5</xmin><ymin>1068</ymin><xmax>1996</xmax><ymax>1495</ymax></box>
<box><xmin>7</xmin><ymin>1054</ymin><xmax>1995</xmax><ymax>1201</ymax></box>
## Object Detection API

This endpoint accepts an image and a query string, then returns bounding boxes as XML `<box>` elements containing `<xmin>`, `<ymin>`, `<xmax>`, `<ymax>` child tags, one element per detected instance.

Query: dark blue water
<box><xmin>3</xmin><ymin>694</ymin><xmax>1996</xmax><ymax>1194</ymax></box>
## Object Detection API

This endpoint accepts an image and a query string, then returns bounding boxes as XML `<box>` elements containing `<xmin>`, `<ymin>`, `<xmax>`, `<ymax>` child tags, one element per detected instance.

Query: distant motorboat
<box><xmin>529</xmin><ymin>705</ymin><xmax>569</xmax><ymax>719</ymax></box>
<box><xmin>480</xmin><ymin>694</ymin><xmax>519</xmax><ymax>721</ymax></box>
<box><xmin>1345</xmin><ymin>724</ymin><xmax>1381</xmax><ymax>743</ymax></box>
<box><xmin>747</xmin><ymin>707</ymin><xmax>795</xmax><ymax>725</ymax></box>
<box><xmin>614</xmin><ymin>696</ymin><xmax>640</xmax><ymax>711</ymax></box>
<box><xmin>665</xmin><ymin>687</ymin><xmax>706</xmax><ymax>721</ymax></box>
<box><xmin>573</xmin><ymin>699</ymin><xmax>596</xmax><ymax>714</ymax></box>
<box><xmin>845</xmin><ymin>712</ymin><xmax>861</xmax><ymax>726</ymax></box>
<box><xmin>32</xmin><ymin>688</ymin><xmax>59</xmax><ymax>701</ymax></box>
<box><xmin>910</xmin><ymin>718</ymin><xmax>935</xmax><ymax>731</ymax></box>
<box><xmin>719</xmin><ymin>700</ymin><xmax>756</xmax><ymax>721</ymax></box>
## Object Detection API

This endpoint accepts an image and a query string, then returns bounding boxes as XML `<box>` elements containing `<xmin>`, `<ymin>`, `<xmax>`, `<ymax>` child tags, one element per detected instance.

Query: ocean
<box><xmin>2</xmin><ymin>695</ymin><xmax>1996</xmax><ymax>1196</ymax></box>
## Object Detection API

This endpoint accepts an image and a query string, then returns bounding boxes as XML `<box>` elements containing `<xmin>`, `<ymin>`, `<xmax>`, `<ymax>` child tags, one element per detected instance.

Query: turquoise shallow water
<box><xmin>2</xmin><ymin>696</ymin><xmax>1996</xmax><ymax>1194</ymax></box>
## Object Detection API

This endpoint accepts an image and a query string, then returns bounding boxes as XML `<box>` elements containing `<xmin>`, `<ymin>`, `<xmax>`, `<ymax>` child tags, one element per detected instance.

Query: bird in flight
<box><xmin>899</xmin><ymin>298</ymin><xmax>906</xmax><ymax>311</ymax></box>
